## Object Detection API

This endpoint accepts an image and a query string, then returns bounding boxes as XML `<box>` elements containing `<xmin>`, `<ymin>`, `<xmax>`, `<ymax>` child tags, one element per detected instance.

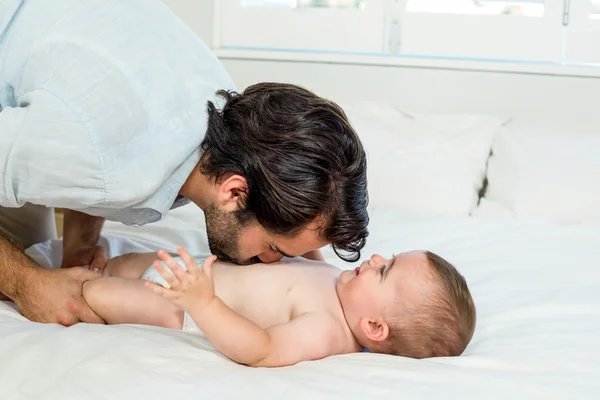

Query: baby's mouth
<box><xmin>354</xmin><ymin>267</ymin><xmax>360</xmax><ymax>276</ymax></box>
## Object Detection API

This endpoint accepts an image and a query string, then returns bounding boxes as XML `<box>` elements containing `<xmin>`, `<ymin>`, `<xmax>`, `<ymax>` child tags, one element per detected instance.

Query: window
<box><xmin>216</xmin><ymin>0</ymin><xmax>600</xmax><ymax>71</ymax></box>
<box><xmin>405</xmin><ymin>0</ymin><xmax>544</xmax><ymax>17</ymax></box>
<box><xmin>592</xmin><ymin>0</ymin><xmax>600</xmax><ymax>19</ymax></box>
<box><xmin>399</xmin><ymin>0</ymin><xmax>563</xmax><ymax>62</ymax></box>
<box><xmin>216</xmin><ymin>0</ymin><xmax>386</xmax><ymax>53</ymax></box>
<box><xmin>564</xmin><ymin>1</ymin><xmax>600</xmax><ymax>64</ymax></box>
<box><xmin>242</xmin><ymin>0</ymin><xmax>366</xmax><ymax>9</ymax></box>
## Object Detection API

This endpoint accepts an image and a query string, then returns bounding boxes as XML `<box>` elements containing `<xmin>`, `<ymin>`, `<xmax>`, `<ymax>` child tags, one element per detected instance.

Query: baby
<box><xmin>82</xmin><ymin>247</ymin><xmax>476</xmax><ymax>367</ymax></box>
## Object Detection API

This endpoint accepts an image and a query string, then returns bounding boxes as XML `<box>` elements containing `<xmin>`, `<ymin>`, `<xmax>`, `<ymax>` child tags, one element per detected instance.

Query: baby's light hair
<box><xmin>374</xmin><ymin>251</ymin><xmax>476</xmax><ymax>358</ymax></box>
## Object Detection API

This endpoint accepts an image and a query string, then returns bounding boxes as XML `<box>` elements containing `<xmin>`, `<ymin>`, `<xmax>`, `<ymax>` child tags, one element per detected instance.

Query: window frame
<box><xmin>212</xmin><ymin>0</ymin><xmax>600</xmax><ymax>77</ymax></box>
<box><xmin>398</xmin><ymin>0</ymin><xmax>565</xmax><ymax>62</ymax></box>
<box><xmin>214</xmin><ymin>0</ymin><xmax>389</xmax><ymax>54</ymax></box>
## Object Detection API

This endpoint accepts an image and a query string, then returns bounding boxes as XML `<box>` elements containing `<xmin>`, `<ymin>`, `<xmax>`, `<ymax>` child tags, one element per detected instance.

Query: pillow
<box><xmin>470</xmin><ymin>197</ymin><xmax>516</xmax><ymax>220</ymax></box>
<box><xmin>343</xmin><ymin>101</ymin><xmax>509</xmax><ymax>217</ymax></box>
<box><xmin>480</xmin><ymin>118</ymin><xmax>600</xmax><ymax>223</ymax></box>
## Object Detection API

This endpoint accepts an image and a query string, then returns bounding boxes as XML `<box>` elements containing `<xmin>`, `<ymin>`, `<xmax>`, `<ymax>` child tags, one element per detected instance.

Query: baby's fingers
<box><xmin>153</xmin><ymin>260</ymin><xmax>178</xmax><ymax>290</ymax></box>
<box><xmin>169</xmin><ymin>259</ymin><xmax>189</xmax><ymax>283</ymax></box>
<box><xmin>176</xmin><ymin>247</ymin><xmax>201</xmax><ymax>276</ymax></box>
<box><xmin>145</xmin><ymin>281</ymin><xmax>178</xmax><ymax>299</ymax></box>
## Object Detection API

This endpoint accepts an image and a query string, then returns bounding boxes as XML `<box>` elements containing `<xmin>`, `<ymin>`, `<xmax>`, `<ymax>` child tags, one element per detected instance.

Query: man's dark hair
<box><xmin>200</xmin><ymin>82</ymin><xmax>368</xmax><ymax>262</ymax></box>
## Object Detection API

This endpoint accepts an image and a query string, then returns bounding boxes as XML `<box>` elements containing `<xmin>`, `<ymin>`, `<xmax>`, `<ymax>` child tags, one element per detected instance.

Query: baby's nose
<box><xmin>369</xmin><ymin>254</ymin><xmax>385</xmax><ymax>267</ymax></box>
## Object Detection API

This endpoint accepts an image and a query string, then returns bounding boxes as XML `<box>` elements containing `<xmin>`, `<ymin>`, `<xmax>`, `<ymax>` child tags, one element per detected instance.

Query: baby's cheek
<box><xmin>344</xmin><ymin>280</ymin><xmax>361</xmax><ymax>304</ymax></box>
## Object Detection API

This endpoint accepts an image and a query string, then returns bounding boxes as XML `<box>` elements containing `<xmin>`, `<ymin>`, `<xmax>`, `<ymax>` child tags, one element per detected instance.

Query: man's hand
<box><xmin>62</xmin><ymin>209</ymin><xmax>105</xmax><ymax>271</ymax></box>
<box><xmin>62</xmin><ymin>244</ymin><xmax>108</xmax><ymax>272</ymax></box>
<box><xmin>145</xmin><ymin>248</ymin><xmax>217</xmax><ymax>313</ymax></box>
<box><xmin>14</xmin><ymin>267</ymin><xmax>105</xmax><ymax>325</ymax></box>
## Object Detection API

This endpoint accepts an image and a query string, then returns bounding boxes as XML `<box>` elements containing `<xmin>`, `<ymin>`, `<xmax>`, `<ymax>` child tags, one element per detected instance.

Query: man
<box><xmin>0</xmin><ymin>0</ymin><xmax>369</xmax><ymax>326</ymax></box>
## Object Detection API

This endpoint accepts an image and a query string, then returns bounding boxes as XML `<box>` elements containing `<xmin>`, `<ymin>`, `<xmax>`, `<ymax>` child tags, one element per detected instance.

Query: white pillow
<box><xmin>470</xmin><ymin>197</ymin><xmax>516</xmax><ymax>220</ymax></box>
<box><xmin>344</xmin><ymin>101</ymin><xmax>509</xmax><ymax>217</ymax></box>
<box><xmin>481</xmin><ymin>118</ymin><xmax>600</xmax><ymax>223</ymax></box>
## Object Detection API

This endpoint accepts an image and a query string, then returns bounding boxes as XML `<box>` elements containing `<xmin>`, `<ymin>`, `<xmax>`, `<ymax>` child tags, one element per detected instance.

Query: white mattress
<box><xmin>1</xmin><ymin>203</ymin><xmax>599</xmax><ymax>399</ymax></box>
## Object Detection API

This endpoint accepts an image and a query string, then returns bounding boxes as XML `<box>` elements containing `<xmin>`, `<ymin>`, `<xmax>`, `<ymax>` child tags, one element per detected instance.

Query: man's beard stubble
<box><xmin>203</xmin><ymin>204</ymin><xmax>260</xmax><ymax>265</ymax></box>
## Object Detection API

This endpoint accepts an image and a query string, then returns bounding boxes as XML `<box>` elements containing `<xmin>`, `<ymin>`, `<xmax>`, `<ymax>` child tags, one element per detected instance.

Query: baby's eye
<box><xmin>379</xmin><ymin>266</ymin><xmax>386</xmax><ymax>275</ymax></box>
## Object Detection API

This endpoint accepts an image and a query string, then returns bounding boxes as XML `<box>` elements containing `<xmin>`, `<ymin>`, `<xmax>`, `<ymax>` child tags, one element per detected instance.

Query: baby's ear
<box><xmin>360</xmin><ymin>318</ymin><xmax>389</xmax><ymax>343</ymax></box>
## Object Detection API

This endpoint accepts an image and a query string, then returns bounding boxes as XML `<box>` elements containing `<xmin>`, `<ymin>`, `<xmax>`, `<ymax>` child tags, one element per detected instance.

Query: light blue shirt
<box><xmin>0</xmin><ymin>0</ymin><xmax>235</xmax><ymax>225</ymax></box>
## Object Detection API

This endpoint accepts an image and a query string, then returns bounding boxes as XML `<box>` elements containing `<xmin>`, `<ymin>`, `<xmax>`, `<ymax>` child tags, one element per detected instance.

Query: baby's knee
<box><xmin>82</xmin><ymin>278</ymin><xmax>106</xmax><ymax>309</ymax></box>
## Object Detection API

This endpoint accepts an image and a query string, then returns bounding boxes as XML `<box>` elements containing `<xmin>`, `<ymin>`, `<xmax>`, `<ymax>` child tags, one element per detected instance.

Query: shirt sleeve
<box><xmin>0</xmin><ymin>89</ymin><xmax>106</xmax><ymax>209</ymax></box>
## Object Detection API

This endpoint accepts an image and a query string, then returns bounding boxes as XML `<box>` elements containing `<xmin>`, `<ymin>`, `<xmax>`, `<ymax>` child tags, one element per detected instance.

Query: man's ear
<box><xmin>359</xmin><ymin>317</ymin><xmax>389</xmax><ymax>343</ymax></box>
<box><xmin>215</xmin><ymin>174</ymin><xmax>248</xmax><ymax>212</ymax></box>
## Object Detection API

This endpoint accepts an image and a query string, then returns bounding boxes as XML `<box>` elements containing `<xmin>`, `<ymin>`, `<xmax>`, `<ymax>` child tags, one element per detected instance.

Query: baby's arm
<box><xmin>189</xmin><ymin>303</ymin><xmax>342</xmax><ymax>367</ymax></box>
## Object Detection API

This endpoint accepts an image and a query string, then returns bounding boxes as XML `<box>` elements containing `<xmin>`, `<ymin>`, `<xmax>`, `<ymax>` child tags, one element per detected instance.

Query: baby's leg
<box><xmin>102</xmin><ymin>252</ymin><xmax>161</xmax><ymax>280</ymax></box>
<box><xmin>83</xmin><ymin>277</ymin><xmax>183</xmax><ymax>329</ymax></box>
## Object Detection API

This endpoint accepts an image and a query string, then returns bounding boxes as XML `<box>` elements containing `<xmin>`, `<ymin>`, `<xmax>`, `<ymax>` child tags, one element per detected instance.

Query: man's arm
<box><xmin>188</xmin><ymin>301</ymin><xmax>339</xmax><ymax>367</ymax></box>
<box><xmin>0</xmin><ymin>235</ymin><xmax>104</xmax><ymax>325</ymax></box>
<box><xmin>0</xmin><ymin>92</ymin><xmax>106</xmax><ymax>324</ymax></box>
<box><xmin>0</xmin><ymin>236</ymin><xmax>38</xmax><ymax>301</ymax></box>
<box><xmin>62</xmin><ymin>209</ymin><xmax>106</xmax><ymax>269</ymax></box>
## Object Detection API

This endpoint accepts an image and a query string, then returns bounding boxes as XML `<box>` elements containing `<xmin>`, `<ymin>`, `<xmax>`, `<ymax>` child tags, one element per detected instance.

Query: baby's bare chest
<box><xmin>213</xmin><ymin>263</ymin><xmax>342</xmax><ymax>329</ymax></box>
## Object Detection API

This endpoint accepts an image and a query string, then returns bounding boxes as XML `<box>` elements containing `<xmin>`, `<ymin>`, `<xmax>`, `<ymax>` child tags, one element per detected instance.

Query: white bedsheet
<box><xmin>1</xmin><ymin>204</ymin><xmax>599</xmax><ymax>399</ymax></box>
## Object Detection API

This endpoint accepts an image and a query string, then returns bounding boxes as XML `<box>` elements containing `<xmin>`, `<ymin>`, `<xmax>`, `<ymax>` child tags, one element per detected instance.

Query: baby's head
<box><xmin>336</xmin><ymin>250</ymin><xmax>476</xmax><ymax>358</ymax></box>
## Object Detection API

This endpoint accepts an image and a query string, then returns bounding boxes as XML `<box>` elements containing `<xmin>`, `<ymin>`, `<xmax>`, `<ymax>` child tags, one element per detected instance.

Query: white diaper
<box><xmin>139</xmin><ymin>255</ymin><xmax>206</xmax><ymax>333</ymax></box>
<box><xmin>140</xmin><ymin>255</ymin><xmax>207</xmax><ymax>289</ymax></box>
<box><xmin>182</xmin><ymin>312</ymin><xmax>201</xmax><ymax>333</ymax></box>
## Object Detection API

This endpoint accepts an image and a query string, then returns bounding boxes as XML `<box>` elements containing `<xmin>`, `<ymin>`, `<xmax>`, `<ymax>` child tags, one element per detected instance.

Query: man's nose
<box><xmin>258</xmin><ymin>252</ymin><xmax>284</xmax><ymax>263</ymax></box>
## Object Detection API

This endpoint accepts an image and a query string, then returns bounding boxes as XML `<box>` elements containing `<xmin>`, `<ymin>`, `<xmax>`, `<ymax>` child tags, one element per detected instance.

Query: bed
<box><xmin>1</xmin><ymin>103</ymin><xmax>598</xmax><ymax>399</ymax></box>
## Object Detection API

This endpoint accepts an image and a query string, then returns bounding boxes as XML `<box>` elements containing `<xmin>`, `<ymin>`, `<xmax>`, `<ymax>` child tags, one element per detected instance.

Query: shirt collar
<box><xmin>129</xmin><ymin>148</ymin><xmax>202</xmax><ymax>221</ymax></box>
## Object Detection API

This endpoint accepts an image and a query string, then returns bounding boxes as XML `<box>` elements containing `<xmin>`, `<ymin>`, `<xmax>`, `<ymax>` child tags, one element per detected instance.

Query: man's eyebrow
<box><xmin>383</xmin><ymin>257</ymin><xmax>397</xmax><ymax>281</ymax></box>
<box><xmin>273</xmin><ymin>244</ymin><xmax>294</xmax><ymax>258</ymax></box>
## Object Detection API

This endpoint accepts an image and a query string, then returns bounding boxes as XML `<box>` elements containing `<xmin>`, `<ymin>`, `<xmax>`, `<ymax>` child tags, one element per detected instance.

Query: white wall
<box><xmin>162</xmin><ymin>0</ymin><xmax>214</xmax><ymax>45</ymax></box>
<box><xmin>164</xmin><ymin>0</ymin><xmax>600</xmax><ymax>120</ymax></box>
<box><xmin>219</xmin><ymin>58</ymin><xmax>600</xmax><ymax>119</ymax></box>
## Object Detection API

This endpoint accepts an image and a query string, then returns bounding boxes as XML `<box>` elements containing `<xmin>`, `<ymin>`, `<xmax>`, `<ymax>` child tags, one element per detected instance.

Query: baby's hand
<box><xmin>145</xmin><ymin>247</ymin><xmax>217</xmax><ymax>313</ymax></box>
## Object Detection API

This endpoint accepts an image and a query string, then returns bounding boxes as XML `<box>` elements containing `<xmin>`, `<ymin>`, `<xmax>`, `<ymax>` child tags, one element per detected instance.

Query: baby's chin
<box><xmin>335</xmin><ymin>269</ymin><xmax>358</xmax><ymax>305</ymax></box>
<box><xmin>337</xmin><ymin>269</ymin><xmax>355</xmax><ymax>286</ymax></box>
